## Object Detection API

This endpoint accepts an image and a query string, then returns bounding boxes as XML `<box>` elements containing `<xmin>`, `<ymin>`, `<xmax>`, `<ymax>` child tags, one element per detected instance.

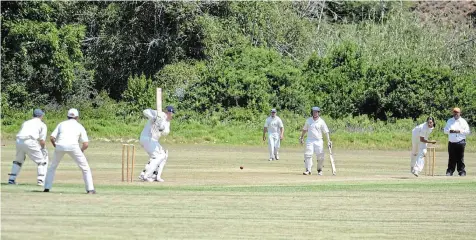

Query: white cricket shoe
<box><xmin>268</xmin><ymin>158</ymin><xmax>274</xmax><ymax>161</ymax></box>
<box><xmin>37</xmin><ymin>180</ymin><xmax>44</xmax><ymax>186</ymax></box>
<box><xmin>138</xmin><ymin>172</ymin><xmax>146</xmax><ymax>181</ymax></box>
<box><xmin>155</xmin><ymin>178</ymin><xmax>165</xmax><ymax>182</ymax></box>
<box><xmin>145</xmin><ymin>178</ymin><xmax>155</xmax><ymax>182</ymax></box>
<box><xmin>317</xmin><ymin>170</ymin><xmax>323</xmax><ymax>176</ymax></box>
<box><xmin>303</xmin><ymin>170</ymin><xmax>311</xmax><ymax>175</ymax></box>
<box><xmin>275</xmin><ymin>153</ymin><xmax>279</xmax><ymax>160</ymax></box>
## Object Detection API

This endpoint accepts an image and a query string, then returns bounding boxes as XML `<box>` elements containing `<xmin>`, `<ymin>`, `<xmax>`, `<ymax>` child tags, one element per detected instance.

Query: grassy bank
<box><xmin>2</xmin><ymin>109</ymin><xmax>474</xmax><ymax>151</ymax></box>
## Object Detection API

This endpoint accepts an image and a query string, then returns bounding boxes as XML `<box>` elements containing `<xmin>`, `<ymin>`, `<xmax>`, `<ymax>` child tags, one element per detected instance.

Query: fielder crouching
<box><xmin>44</xmin><ymin>108</ymin><xmax>95</xmax><ymax>194</ymax></box>
<box><xmin>8</xmin><ymin>109</ymin><xmax>48</xmax><ymax>186</ymax></box>
<box><xmin>139</xmin><ymin>106</ymin><xmax>175</xmax><ymax>182</ymax></box>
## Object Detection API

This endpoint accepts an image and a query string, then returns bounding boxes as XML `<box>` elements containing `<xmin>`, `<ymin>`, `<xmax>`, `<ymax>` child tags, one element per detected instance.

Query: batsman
<box><xmin>299</xmin><ymin>107</ymin><xmax>333</xmax><ymax>176</ymax></box>
<box><xmin>138</xmin><ymin>105</ymin><xmax>175</xmax><ymax>182</ymax></box>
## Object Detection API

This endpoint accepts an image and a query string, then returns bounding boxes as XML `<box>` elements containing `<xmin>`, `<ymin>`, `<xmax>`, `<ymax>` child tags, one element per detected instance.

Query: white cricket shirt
<box><xmin>303</xmin><ymin>117</ymin><xmax>329</xmax><ymax>140</ymax></box>
<box><xmin>443</xmin><ymin>117</ymin><xmax>471</xmax><ymax>143</ymax></box>
<box><xmin>264</xmin><ymin>116</ymin><xmax>284</xmax><ymax>136</ymax></box>
<box><xmin>16</xmin><ymin>118</ymin><xmax>47</xmax><ymax>141</ymax></box>
<box><xmin>140</xmin><ymin>109</ymin><xmax>170</xmax><ymax>141</ymax></box>
<box><xmin>412</xmin><ymin>123</ymin><xmax>433</xmax><ymax>141</ymax></box>
<box><xmin>51</xmin><ymin>119</ymin><xmax>89</xmax><ymax>151</ymax></box>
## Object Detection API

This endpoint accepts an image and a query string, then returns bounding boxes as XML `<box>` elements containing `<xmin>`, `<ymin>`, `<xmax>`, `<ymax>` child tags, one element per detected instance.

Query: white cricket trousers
<box><xmin>9</xmin><ymin>138</ymin><xmax>47</xmax><ymax>182</ymax></box>
<box><xmin>140</xmin><ymin>137</ymin><xmax>167</xmax><ymax>180</ymax></box>
<box><xmin>268</xmin><ymin>134</ymin><xmax>280</xmax><ymax>159</ymax></box>
<box><xmin>304</xmin><ymin>139</ymin><xmax>325</xmax><ymax>171</ymax></box>
<box><xmin>44</xmin><ymin>147</ymin><xmax>95</xmax><ymax>191</ymax></box>
<box><xmin>411</xmin><ymin>135</ymin><xmax>427</xmax><ymax>174</ymax></box>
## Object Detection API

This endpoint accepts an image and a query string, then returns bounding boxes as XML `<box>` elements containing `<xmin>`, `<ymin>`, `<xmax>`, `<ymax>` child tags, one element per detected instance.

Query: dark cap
<box><xmin>166</xmin><ymin>106</ymin><xmax>175</xmax><ymax>113</ymax></box>
<box><xmin>33</xmin><ymin>109</ymin><xmax>45</xmax><ymax>117</ymax></box>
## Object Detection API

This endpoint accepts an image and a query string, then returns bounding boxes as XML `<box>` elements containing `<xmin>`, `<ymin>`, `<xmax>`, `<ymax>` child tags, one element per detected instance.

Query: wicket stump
<box><xmin>122</xmin><ymin>144</ymin><xmax>135</xmax><ymax>182</ymax></box>
<box><xmin>425</xmin><ymin>147</ymin><xmax>436</xmax><ymax>176</ymax></box>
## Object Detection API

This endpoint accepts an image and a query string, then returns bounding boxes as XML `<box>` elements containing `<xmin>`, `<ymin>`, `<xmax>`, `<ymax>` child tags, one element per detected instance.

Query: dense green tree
<box><xmin>1</xmin><ymin>1</ymin><xmax>475</xmax><ymax>125</ymax></box>
<box><xmin>1</xmin><ymin>1</ymin><xmax>93</xmax><ymax>106</ymax></box>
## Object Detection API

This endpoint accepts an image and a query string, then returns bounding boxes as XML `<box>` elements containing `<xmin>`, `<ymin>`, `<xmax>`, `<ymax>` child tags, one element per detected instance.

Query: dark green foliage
<box><xmin>1</xmin><ymin>1</ymin><xmax>93</xmax><ymax>107</ymax></box>
<box><xmin>1</xmin><ymin>1</ymin><xmax>476</xmax><ymax>129</ymax></box>
<box><xmin>80</xmin><ymin>2</ymin><xmax>206</xmax><ymax>99</ymax></box>
<box><xmin>122</xmin><ymin>74</ymin><xmax>156</xmax><ymax>115</ymax></box>
<box><xmin>180</xmin><ymin>47</ymin><xmax>306</xmax><ymax>115</ymax></box>
<box><xmin>303</xmin><ymin>42</ymin><xmax>367</xmax><ymax>118</ymax></box>
<box><xmin>325</xmin><ymin>1</ymin><xmax>395</xmax><ymax>23</ymax></box>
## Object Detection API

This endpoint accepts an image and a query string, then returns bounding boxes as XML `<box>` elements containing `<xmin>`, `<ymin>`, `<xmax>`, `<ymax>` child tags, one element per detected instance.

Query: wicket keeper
<box><xmin>8</xmin><ymin>109</ymin><xmax>48</xmax><ymax>186</ymax></box>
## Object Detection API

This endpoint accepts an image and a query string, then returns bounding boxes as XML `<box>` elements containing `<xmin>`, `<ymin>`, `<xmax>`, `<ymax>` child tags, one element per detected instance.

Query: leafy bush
<box><xmin>122</xmin><ymin>74</ymin><xmax>157</xmax><ymax>115</ymax></box>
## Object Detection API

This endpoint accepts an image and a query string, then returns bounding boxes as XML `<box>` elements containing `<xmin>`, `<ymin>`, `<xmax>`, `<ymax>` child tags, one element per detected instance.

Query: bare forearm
<box><xmin>300</xmin><ymin>130</ymin><xmax>307</xmax><ymax>139</ymax></box>
<box><xmin>50</xmin><ymin>137</ymin><xmax>56</xmax><ymax>148</ymax></box>
<box><xmin>81</xmin><ymin>142</ymin><xmax>89</xmax><ymax>152</ymax></box>
<box><xmin>420</xmin><ymin>136</ymin><xmax>435</xmax><ymax>143</ymax></box>
<box><xmin>39</xmin><ymin>140</ymin><xmax>46</xmax><ymax>149</ymax></box>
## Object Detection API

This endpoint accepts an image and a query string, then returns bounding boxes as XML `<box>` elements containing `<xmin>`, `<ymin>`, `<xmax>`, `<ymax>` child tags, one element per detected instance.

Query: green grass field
<box><xmin>2</xmin><ymin>141</ymin><xmax>476</xmax><ymax>239</ymax></box>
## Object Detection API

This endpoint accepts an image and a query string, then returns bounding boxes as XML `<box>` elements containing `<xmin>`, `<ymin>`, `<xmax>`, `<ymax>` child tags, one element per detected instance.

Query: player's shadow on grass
<box><xmin>1</xmin><ymin>183</ymin><xmax>67</xmax><ymax>193</ymax></box>
<box><xmin>29</xmin><ymin>190</ymin><xmax>70</xmax><ymax>194</ymax></box>
<box><xmin>392</xmin><ymin>174</ymin><xmax>446</xmax><ymax>179</ymax></box>
<box><xmin>391</xmin><ymin>177</ymin><xmax>413</xmax><ymax>179</ymax></box>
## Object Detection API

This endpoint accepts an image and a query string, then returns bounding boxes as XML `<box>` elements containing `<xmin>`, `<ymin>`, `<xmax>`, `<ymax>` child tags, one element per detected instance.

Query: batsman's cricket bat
<box><xmin>156</xmin><ymin>88</ymin><xmax>162</xmax><ymax>113</ymax></box>
<box><xmin>328</xmin><ymin>145</ymin><xmax>336</xmax><ymax>175</ymax></box>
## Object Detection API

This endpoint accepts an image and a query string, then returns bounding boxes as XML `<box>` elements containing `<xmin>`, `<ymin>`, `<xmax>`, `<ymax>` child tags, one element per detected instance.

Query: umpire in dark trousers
<box><xmin>443</xmin><ymin>108</ymin><xmax>471</xmax><ymax>176</ymax></box>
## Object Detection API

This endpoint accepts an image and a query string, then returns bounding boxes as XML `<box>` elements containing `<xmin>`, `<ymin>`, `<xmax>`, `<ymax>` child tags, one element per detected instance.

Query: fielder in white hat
<box><xmin>263</xmin><ymin>108</ymin><xmax>284</xmax><ymax>161</ymax></box>
<box><xmin>44</xmin><ymin>108</ymin><xmax>96</xmax><ymax>194</ymax></box>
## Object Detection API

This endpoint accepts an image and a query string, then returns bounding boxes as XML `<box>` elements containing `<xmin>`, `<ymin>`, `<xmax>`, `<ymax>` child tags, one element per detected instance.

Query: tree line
<box><xmin>2</xmin><ymin>1</ymin><xmax>475</xmax><ymax>125</ymax></box>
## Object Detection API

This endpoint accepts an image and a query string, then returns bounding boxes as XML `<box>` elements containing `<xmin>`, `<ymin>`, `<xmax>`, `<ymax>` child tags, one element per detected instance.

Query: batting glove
<box><xmin>328</xmin><ymin>141</ymin><xmax>332</xmax><ymax>148</ymax></box>
<box><xmin>153</xmin><ymin>117</ymin><xmax>166</xmax><ymax>131</ymax></box>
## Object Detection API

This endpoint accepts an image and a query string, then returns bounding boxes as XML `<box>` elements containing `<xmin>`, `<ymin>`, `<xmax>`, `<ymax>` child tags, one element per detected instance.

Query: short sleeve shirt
<box><xmin>51</xmin><ymin>119</ymin><xmax>89</xmax><ymax>151</ymax></box>
<box><xmin>303</xmin><ymin>117</ymin><xmax>329</xmax><ymax>140</ymax></box>
<box><xmin>412</xmin><ymin>123</ymin><xmax>433</xmax><ymax>141</ymax></box>
<box><xmin>16</xmin><ymin>118</ymin><xmax>47</xmax><ymax>141</ymax></box>
<box><xmin>264</xmin><ymin>116</ymin><xmax>284</xmax><ymax>135</ymax></box>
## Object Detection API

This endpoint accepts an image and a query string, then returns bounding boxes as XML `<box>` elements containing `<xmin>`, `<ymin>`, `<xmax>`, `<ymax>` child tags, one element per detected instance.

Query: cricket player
<box><xmin>410</xmin><ymin>117</ymin><xmax>437</xmax><ymax>177</ymax></box>
<box><xmin>138</xmin><ymin>106</ymin><xmax>175</xmax><ymax>182</ymax></box>
<box><xmin>443</xmin><ymin>107</ymin><xmax>471</xmax><ymax>176</ymax></box>
<box><xmin>263</xmin><ymin>108</ymin><xmax>284</xmax><ymax>161</ymax></box>
<box><xmin>44</xmin><ymin>108</ymin><xmax>96</xmax><ymax>194</ymax></box>
<box><xmin>8</xmin><ymin>109</ymin><xmax>48</xmax><ymax>186</ymax></box>
<box><xmin>299</xmin><ymin>107</ymin><xmax>332</xmax><ymax>176</ymax></box>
